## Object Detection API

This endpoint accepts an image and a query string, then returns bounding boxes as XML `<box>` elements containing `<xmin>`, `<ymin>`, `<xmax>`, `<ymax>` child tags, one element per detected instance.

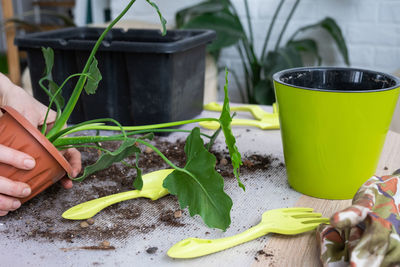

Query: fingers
<box><xmin>62</xmin><ymin>148</ymin><xmax>82</xmax><ymax>177</ymax></box>
<box><xmin>60</xmin><ymin>148</ymin><xmax>81</xmax><ymax>189</ymax></box>
<box><xmin>0</xmin><ymin>144</ymin><xmax>35</xmax><ymax>170</ymax></box>
<box><xmin>0</xmin><ymin>176</ymin><xmax>31</xmax><ymax>215</ymax></box>
<box><xmin>0</xmin><ymin>176</ymin><xmax>31</xmax><ymax>198</ymax></box>
<box><xmin>59</xmin><ymin>177</ymin><xmax>73</xmax><ymax>189</ymax></box>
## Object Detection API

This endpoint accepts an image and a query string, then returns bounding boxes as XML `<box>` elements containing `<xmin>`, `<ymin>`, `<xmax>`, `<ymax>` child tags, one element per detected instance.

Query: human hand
<box><xmin>0</xmin><ymin>144</ymin><xmax>33</xmax><ymax>216</ymax></box>
<box><xmin>0</xmin><ymin>73</ymin><xmax>57</xmax><ymax>127</ymax></box>
<box><xmin>60</xmin><ymin>148</ymin><xmax>82</xmax><ymax>189</ymax></box>
<box><xmin>0</xmin><ymin>145</ymin><xmax>82</xmax><ymax>216</ymax></box>
<box><xmin>0</xmin><ymin>73</ymin><xmax>82</xmax><ymax>208</ymax></box>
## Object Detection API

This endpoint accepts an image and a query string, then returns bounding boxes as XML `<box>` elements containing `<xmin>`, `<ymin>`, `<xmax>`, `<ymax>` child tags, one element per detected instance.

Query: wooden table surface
<box><xmin>253</xmin><ymin>130</ymin><xmax>400</xmax><ymax>267</ymax></box>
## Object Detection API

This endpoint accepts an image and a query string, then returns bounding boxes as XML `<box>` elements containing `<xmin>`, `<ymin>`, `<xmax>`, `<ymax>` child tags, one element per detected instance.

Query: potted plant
<box><xmin>0</xmin><ymin>0</ymin><xmax>243</xmax><ymax>231</ymax></box>
<box><xmin>176</xmin><ymin>0</ymin><xmax>350</xmax><ymax>104</ymax></box>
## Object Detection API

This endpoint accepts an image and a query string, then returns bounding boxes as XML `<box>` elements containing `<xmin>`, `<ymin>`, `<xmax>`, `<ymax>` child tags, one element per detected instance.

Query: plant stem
<box><xmin>135</xmin><ymin>139</ymin><xmax>183</xmax><ymax>172</ymax></box>
<box><xmin>64</xmin><ymin>117</ymin><xmax>220</xmax><ymax>133</ymax></box>
<box><xmin>244</xmin><ymin>0</ymin><xmax>253</xmax><ymax>45</ymax></box>
<box><xmin>38</xmin><ymin>77</ymin><xmax>62</xmax><ymax>119</ymax></box>
<box><xmin>48</xmin><ymin>118</ymin><xmax>126</xmax><ymax>143</ymax></box>
<box><xmin>237</xmin><ymin>44</ymin><xmax>252</xmax><ymax>103</ymax></box>
<box><xmin>274</xmin><ymin>0</ymin><xmax>301</xmax><ymax>51</ymax></box>
<box><xmin>41</xmin><ymin>73</ymin><xmax>91</xmax><ymax>134</ymax></box>
<box><xmin>135</xmin><ymin>139</ymin><xmax>198</xmax><ymax>183</ymax></box>
<box><xmin>206</xmin><ymin>127</ymin><xmax>222</xmax><ymax>151</ymax></box>
<box><xmin>46</xmin><ymin>0</ymin><xmax>137</xmax><ymax>139</ymax></box>
<box><xmin>53</xmin><ymin>129</ymin><xmax>213</xmax><ymax>148</ymax></box>
<box><xmin>222</xmin><ymin>66</ymin><xmax>246</xmax><ymax>102</ymax></box>
<box><xmin>260</xmin><ymin>0</ymin><xmax>285</xmax><ymax>61</ymax></box>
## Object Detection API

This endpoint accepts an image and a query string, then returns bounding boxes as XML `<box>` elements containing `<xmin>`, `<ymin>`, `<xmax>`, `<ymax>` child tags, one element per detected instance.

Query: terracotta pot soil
<box><xmin>0</xmin><ymin>106</ymin><xmax>72</xmax><ymax>203</ymax></box>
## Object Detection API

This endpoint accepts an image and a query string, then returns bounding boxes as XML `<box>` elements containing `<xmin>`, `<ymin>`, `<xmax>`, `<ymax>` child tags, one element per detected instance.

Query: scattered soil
<box><xmin>146</xmin><ymin>247</ymin><xmax>158</xmax><ymax>254</ymax></box>
<box><xmin>2</xmin><ymin>136</ymin><xmax>284</xmax><ymax>248</ymax></box>
<box><xmin>255</xmin><ymin>249</ymin><xmax>274</xmax><ymax>261</ymax></box>
<box><xmin>159</xmin><ymin>210</ymin><xmax>185</xmax><ymax>227</ymax></box>
<box><xmin>61</xmin><ymin>245</ymin><xmax>115</xmax><ymax>252</ymax></box>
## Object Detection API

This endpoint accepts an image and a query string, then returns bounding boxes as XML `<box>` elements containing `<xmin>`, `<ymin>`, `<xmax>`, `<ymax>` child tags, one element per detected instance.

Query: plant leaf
<box><xmin>41</xmin><ymin>47</ymin><xmax>64</xmax><ymax>108</ymax></box>
<box><xmin>42</xmin><ymin>47</ymin><xmax>54</xmax><ymax>77</ymax></box>
<box><xmin>290</xmin><ymin>17</ymin><xmax>349</xmax><ymax>65</ymax></box>
<box><xmin>163</xmin><ymin>127</ymin><xmax>233</xmax><ymax>231</ymax></box>
<box><xmin>219</xmin><ymin>69</ymin><xmax>244</xmax><ymax>190</ymax></box>
<box><xmin>145</xmin><ymin>0</ymin><xmax>167</xmax><ymax>36</ymax></box>
<box><xmin>260</xmin><ymin>46</ymin><xmax>303</xmax><ymax>105</ymax></box>
<box><xmin>132</xmin><ymin>153</ymin><xmax>143</xmax><ymax>189</ymax></box>
<box><xmin>175</xmin><ymin>1</ymin><xmax>226</xmax><ymax>28</ymax></box>
<box><xmin>84</xmin><ymin>57</ymin><xmax>102</xmax><ymax>95</ymax></box>
<box><xmin>318</xmin><ymin>17</ymin><xmax>349</xmax><ymax>65</ymax></box>
<box><xmin>287</xmin><ymin>38</ymin><xmax>322</xmax><ymax>65</ymax></box>
<box><xmin>253</xmin><ymin>79</ymin><xmax>275</xmax><ymax>105</ymax></box>
<box><xmin>72</xmin><ymin>138</ymin><xmax>139</xmax><ymax>182</ymax></box>
<box><xmin>182</xmin><ymin>11</ymin><xmax>244</xmax><ymax>52</ymax></box>
<box><xmin>263</xmin><ymin>46</ymin><xmax>303</xmax><ymax>79</ymax></box>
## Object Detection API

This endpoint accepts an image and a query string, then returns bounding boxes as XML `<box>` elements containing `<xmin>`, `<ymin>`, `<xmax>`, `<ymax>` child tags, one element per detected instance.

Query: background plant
<box><xmin>37</xmin><ymin>0</ymin><xmax>242</xmax><ymax>231</ymax></box>
<box><xmin>176</xmin><ymin>0</ymin><xmax>350</xmax><ymax>104</ymax></box>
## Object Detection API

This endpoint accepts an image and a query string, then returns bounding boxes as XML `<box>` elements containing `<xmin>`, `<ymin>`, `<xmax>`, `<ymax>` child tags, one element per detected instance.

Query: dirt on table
<box><xmin>1</xmin><ymin>136</ymin><xmax>282</xmax><ymax>245</ymax></box>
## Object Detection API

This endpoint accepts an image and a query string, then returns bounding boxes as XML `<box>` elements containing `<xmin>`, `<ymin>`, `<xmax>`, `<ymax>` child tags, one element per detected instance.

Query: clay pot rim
<box><xmin>1</xmin><ymin>106</ymin><xmax>73</xmax><ymax>175</ymax></box>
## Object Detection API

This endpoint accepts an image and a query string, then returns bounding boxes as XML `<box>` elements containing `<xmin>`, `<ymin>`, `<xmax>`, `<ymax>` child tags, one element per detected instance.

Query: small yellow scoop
<box><xmin>62</xmin><ymin>169</ymin><xmax>174</xmax><ymax>220</ymax></box>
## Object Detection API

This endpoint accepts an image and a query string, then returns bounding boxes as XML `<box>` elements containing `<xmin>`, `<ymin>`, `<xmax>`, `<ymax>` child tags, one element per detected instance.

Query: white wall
<box><xmin>110</xmin><ymin>0</ymin><xmax>400</xmax><ymax>102</ymax></box>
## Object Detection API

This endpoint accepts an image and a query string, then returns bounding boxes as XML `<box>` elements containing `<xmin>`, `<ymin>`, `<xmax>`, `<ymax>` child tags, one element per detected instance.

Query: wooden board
<box><xmin>253</xmin><ymin>130</ymin><xmax>400</xmax><ymax>267</ymax></box>
<box><xmin>1</xmin><ymin>0</ymin><xmax>21</xmax><ymax>85</ymax></box>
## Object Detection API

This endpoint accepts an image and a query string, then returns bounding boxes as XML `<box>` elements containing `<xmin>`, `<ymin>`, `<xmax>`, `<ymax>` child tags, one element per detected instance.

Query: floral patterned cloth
<box><xmin>317</xmin><ymin>174</ymin><xmax>400</xmax><ymax>267</ymax></box>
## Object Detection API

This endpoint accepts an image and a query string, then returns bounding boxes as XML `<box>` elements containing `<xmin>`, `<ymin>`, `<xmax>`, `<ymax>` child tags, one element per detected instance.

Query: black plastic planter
<box><xmin>15</xmin><ymin>27</ymin><xmax>216</xmax><ymax>125</ymax></box>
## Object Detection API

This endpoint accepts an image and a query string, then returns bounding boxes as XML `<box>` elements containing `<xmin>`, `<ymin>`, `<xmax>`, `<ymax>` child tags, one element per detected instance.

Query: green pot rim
<box><xmin>273</xmin><ymin>67</ymin><xmax>400</xmax><ymax>93</ymax></box>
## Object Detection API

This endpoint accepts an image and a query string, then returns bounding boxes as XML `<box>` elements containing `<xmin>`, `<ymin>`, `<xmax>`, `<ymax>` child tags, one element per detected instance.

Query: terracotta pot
<box><xmin>0</xmin><ymin>106</ymin><xmax>72</xmax><ymax>203</ymax></box>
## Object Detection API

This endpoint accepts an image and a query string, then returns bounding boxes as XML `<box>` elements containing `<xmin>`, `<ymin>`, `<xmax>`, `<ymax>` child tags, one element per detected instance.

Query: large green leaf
<box><xmin>219</xmin><ymin>69</ymin><xmax>244</xmax><ymax>190</ymax></box>
<box><xmin>260</xmin><ymin>46</ymin><xmax>303</xmax><ymax>105</ymax></box>
<box><xmin>163</xmin><ymin>127</ymin><xmax>233</xmax><ymax>231</ymax></box>
<box><xmin>182</xmin><ymin>11</ymin><xmax>244</xmax><ymax>52</ymax></box>
<box><xmin>72</xmin><ymin>138</ymin><xmax>140</xmax><ymax>182</ymax></box>
<box><xmin>84</xmin><ymin>57</ymin><xmax>102</xmax><ymax>95</ymax></box>
<box><xmin>175</xmin><ymin>1</ymin><xmax>227</xmax><ymax>28</ymax></box>
<box><xmin>287</xmin><ymin>38</ymin><xmax>322</xmax><ymax>65</ymax></box>
<box><xmin>253</xmin><ymin>79</ymin><xmax>275</xmax><ymax>105</ymax></box>
<box><xmin>319</xmin><ymin>17</ymin><xmax>349</xmax><ymax>65</ymax></box>
<box><xmin>263</xmin><ymin>46</ymin><xmax>303</xmax><ymax>79</ymax></box>
<box><xmin>290</xmin><ymin>17</ymin><xmax>349</xmax><ymax>65</ymax></box>
<box><xmin>145</xmin><ymin>0</ymin><xmax>167</xmax><ymax>36</ymax></box>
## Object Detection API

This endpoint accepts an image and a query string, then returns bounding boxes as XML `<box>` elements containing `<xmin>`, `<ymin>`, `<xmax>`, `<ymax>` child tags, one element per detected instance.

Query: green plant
<box><xmin>38</xmin><ymin>0</ymin><xmax>243</xmax><ymax>231</ymax></box>
<box><xmin>2</xmin><ymin>9</ymin><xmax>75</xmax><ymax>32</ymax></box>
<box><xmin>176</xmin><ymin>0</ymin><xmax>350</xmax><ymax>104</ymax></box>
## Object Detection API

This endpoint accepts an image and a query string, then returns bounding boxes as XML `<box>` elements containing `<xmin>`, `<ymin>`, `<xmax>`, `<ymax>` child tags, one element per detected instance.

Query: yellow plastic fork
<box><xmin>199</xmin><ymin>102</ymin><xmax>279</xmax><ymax>130</ymax></box>
<box><xmin>167</xmin><ymin>207</ymin><xmax>329</xmax><ymax>259</ymax></box>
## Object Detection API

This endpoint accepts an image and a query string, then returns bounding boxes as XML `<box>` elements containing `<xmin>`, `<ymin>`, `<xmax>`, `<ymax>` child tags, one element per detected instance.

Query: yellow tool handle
<box><xmin>199</xmin><ymin>119</ymin><xmax>279</xmax><ymax>130</ymax></box>
<box><xmin>168</xmin><ymin>223</ymin><xmax>267</xmax><ymax>258</ymax></box>
<box><xmin>62</xmin><ymin>190</ymin><xmax>142</xmax><ymax>220</ymax></box>
<box><xmin>204</xmin><ymin>102</ymin><xmax>273</xmax><ymax>120</ymax></box>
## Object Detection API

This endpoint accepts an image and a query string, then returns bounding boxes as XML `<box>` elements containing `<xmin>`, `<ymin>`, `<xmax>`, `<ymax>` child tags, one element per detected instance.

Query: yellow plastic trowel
<box><xmin>62</xmin><ymin>169</ymin><xmax>174</xmax><ymax>220</ymax></box>
<box><xmin>199</xmin><ymin>102</ymin><xmax>279</xmax><ymax>130</ymax></box>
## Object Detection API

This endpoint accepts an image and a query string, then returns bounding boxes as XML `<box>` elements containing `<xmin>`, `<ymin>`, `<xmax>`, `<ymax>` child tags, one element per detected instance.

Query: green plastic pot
<box><xmin>273</xmin><ymin>67</ymin><xmax>400</xmax><ymax>199</ymax></box>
